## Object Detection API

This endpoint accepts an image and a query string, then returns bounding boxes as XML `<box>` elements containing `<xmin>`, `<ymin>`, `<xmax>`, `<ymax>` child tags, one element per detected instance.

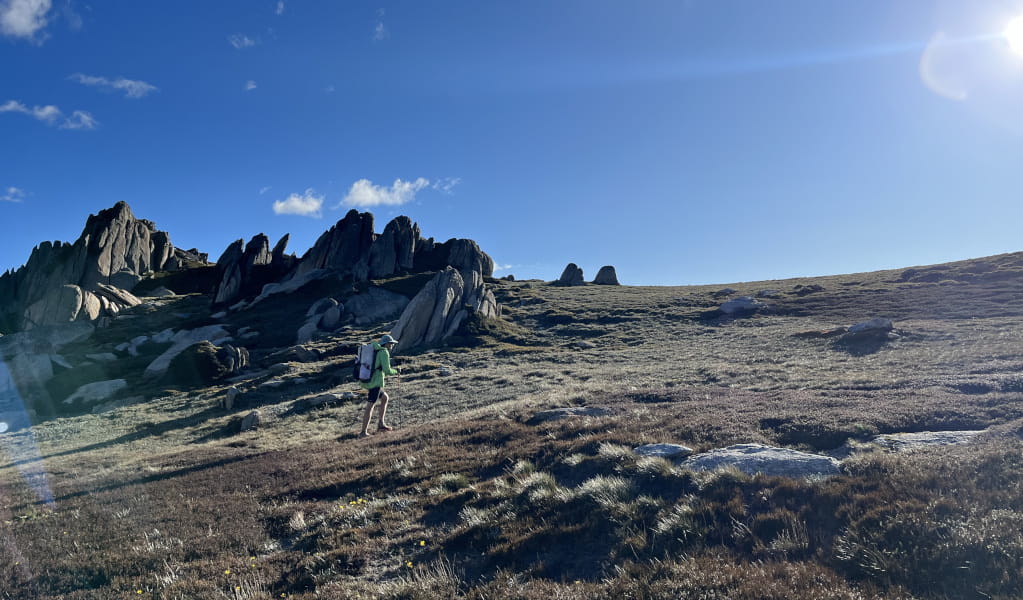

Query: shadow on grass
<box><xmin>7</xmin><ymin>405</ymin><xmax>225</xmax><ymax>468</ymax></box>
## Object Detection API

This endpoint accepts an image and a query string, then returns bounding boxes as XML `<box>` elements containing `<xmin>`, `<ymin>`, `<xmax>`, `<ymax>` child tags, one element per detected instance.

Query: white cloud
<box><xmin>69</xmin><ymin>73</ymin><xmax>159</xmax><ymax>99</ymax></box>
<box><xmin>0</xmin><ymin>0</ymin><xmax>52</xmax><ymax>41</ymax></box>
<box><xmin>0</xmin><ymin>99</ymin><xmax>96</xmax><ymax>129</ymax></box>
<box><xmin>493</xmin><ymin>263</ymin><xmax>514</xmax><ymax>272</ymax></box>
<box><xmin>259</xmin><ymin>186</ymin><xmax>272</xmax><ymax>195</ymax></box>
<box><xmin>245</xmin><ymin>80</ymin><xmax>257</xmax><ymax>91</ymax></box>
<box><xmin>275</xmin><ymin>1</ymin><xmax>284</xmax><ymax>15</ymax></box>
<box><xmin>1</xmin><ymin>186</ymin><xmax>26</xmax><ymax>202</ymax></box>
<box><xmin>431</xmin><ymin>177</ymin><xmax>461</xmax><ymax>194</ymax></box>
<box><xmin>60</xmin><ymin>110</ymin><xmax>97</xmax><ymax>130</ymax></box>
<box><xmin>273</xmin><ymin>189</ymin><xmax>323</xmax><ymax>218</ymax></box>
<box><xmin>372</xmin><ymin>21</ymin><xmax>387</xmax><ymax>41</ymax></box>
<box><xmin>342</xmin><ymin>178</ymin><xmax>429</xmax><ymax>208</ymax></box>
<box><xmin>229</xmin><ymin>33</ymin><xmax>257</xmax><ymax>49</ymax></box>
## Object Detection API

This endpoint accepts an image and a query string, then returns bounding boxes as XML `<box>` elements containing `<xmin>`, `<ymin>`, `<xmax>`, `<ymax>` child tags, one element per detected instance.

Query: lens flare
<box><xmin>1005</xmin><ymin>16</ymin><xmax>1023</xmax><ymax>55</ymax></box>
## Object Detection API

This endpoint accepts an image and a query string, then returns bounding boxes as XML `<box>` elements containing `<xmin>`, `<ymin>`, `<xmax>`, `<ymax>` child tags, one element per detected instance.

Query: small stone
<box><xmin>240</xmin><ymin>410</ymin><xmax>261</xmax><ymax>431</ymax></box>
<box><xmin>634</xmin><ymin>443</ymin><xmax>694</xmax><ymax>459</ymax></box>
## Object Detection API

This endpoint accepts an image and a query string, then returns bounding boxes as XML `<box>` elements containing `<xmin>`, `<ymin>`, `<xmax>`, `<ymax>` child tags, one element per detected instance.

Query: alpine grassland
<box><xmin>2</xmin><ymin>252</ymin><xmax>1023</xmax><ymax>598</ymax></box>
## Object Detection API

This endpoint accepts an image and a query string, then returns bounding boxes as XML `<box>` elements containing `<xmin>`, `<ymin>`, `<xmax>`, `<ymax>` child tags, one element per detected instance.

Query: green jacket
<box><xmin>359</xmin><ymin>342</ymin><xmax>398</xmax><ymax>390</ymax></box>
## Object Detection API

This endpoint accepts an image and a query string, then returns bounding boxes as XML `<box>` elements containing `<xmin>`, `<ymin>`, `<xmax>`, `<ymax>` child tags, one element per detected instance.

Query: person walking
<box><xmin>359</xmin><ymin>334</ymin><xmax>400</xmax><ymax>437</ymax></box>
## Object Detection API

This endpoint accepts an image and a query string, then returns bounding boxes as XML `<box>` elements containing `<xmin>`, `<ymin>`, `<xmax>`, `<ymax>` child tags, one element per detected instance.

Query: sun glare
<box><xmin>1005</xmin><ymin>16</ymin><xmax>1023</xmax><ymax>55</ymax></box>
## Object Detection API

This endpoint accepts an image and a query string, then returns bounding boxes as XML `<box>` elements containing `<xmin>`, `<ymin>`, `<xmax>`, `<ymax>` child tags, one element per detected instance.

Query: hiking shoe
<box><xmin>377</xmin><ymin>425</ymin><xmax>393</xmax><ymax>432</ymax></box>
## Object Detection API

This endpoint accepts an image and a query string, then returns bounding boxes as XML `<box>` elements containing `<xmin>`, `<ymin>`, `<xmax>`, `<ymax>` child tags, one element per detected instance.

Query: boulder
<box><xmin>756</xmin><ymin>289</ymin><xmax>782</xmax><ymax>298</ymax></box>
<box><xmin>345</xmin><ymin>287</ymin><xmax>410</xmax><ymax>326</ymax></box>
<box><xmin>306</xmin><ymin>297</ymin><xmax>338</xmax><ymax>317</ymax></box>
<box><xmin>319</xmin><ymin>304</ymin><xmax>343</xmax><ymax>330</ymax></box>
<box><xmin>144</xmin><ymin>325</ymin><xmax>232</xmax><ymax>378</ymax></box>
<box><xmin>871</xmin><ymin>430</ymin><xmax>985</xmax><ymax>451</ymax></box>
<box><xmin>681</xmin><ymin>444</ymin><xmax>841</xmax><ymax>478</ymax></box>
<box><xmin>846</xmin><ymin>318</ymin><xmax>894</xmax><ymax>336</ymax></box>
<box><xmin>296</xmin><ymin>318</ymin><xmax>321</xmax><ymax>345</ymax></box>
<box><xmin>634</xmin><ymin>443</ymin><xmax>694</xmax><ymax>459</ymax></box>
<box><xmin>145</xmin><ymin>286</ymin><xmax>177</xmax><ymax>298</ymax></box>
<box><xmin>163</xmin><ymin>341</ymin><xmax>249</xmax><ymax>386</ymax></box>
<box><xmin>719</xmin><ymin>296</ymin><xmax>766</xmax><ymax>315</ymax></box>
<box><xmin>221</xmin><ymin>386</ymin><xmax>242</xmax><ymax>410</ymax></box>
<box><xmin>63</xmin><ymin>379</ymin><xmax>128</xmax><ymax>405</ymax></box>
<box><xmin>557</xmin><ymin>263</ymin><xmax>585</xmax><ymax>286</ymax></box>
<box><xmin>527</xmin><ymin>406</ymin><xmax>615</xmax><ymax>424</ymax></box>
<box><xmin>444</xmin><ymin>239</ymin><xmax>495</xmax><ymax>278</ymax></box>
<box><xmin>592</xmin><ymin>266</ymin><xmax>620</xmax><ymax>285</ymax></box>
<box><xmin>240</xmin><ymin>410</ymin><xmax>261</xmax><ymax>432</ymax></box>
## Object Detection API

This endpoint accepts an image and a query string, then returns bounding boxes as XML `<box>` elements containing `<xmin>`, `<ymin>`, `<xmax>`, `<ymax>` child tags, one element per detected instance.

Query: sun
<box><xmin>1005</xmin><ymin>16</ymin><xmax>1023</xmax><ymax>55</ymax></box>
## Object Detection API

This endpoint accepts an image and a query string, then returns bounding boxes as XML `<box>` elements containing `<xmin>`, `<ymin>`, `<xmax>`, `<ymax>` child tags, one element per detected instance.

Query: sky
<box><xmin>3</xmin><ymin>0</ymin><xmax>1023</xmax><ymax>286</ymax></box>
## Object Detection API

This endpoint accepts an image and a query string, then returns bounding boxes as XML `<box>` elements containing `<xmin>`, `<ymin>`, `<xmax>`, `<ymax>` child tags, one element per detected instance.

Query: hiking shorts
<box><xmin>367</xmin><ymin>387</ymin><xmax>382</xmax><ymax>403</ymax></box>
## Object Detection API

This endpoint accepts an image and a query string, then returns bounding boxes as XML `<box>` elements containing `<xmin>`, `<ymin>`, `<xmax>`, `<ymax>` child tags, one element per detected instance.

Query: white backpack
<box><xmin>353</xmin><ymin>343</ymin><xmax>378</xmax><ymax>383</ymax></box>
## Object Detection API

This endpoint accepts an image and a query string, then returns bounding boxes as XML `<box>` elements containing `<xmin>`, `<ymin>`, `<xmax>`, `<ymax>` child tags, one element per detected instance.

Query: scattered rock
<box><xmin>712</xmin><ymin>288</ymin><xmax>737</xmax><ymax>298</ymax></box>
<box><xmin>240</xmin><ymin>410</ymin><xmax>261</xmax><ymax>432</ymax></box>
<box><xmin>221</xmin><ymin>386</ymin><xmax>242</xmax><ymax>410</ymax></box>
<box><xmin>793</xmin><ymin>284</ymin><xmax>825</xmax><ymax>296</ymax></box>
<box><xmin>847</xmin><ymin>318</ymin><xmax>894</xmax><ymax>336</ymax></box>
<box><xmin>634</xmin><ymin>444</ymin><xmax>694</xmax><ymax>459</ymax></box>
<box><xmin>319</xmin><ymin>304</ymin><xmax>343</xmax><ymax>330</ymax></box>
<box><xmin>592</xmin><ymin>266</ymin><xmax>620</xmax><ymax>285</ymax></box>
<box><xmin>268</xmin><ymin>345</ymin><xmax>319</xmax><ymax>363</ymax></box>
<box><xmin>145</xmin><ymin>286</ymin><xmax>177</xmax><ymax>298</ymax></box>
<box><xmin>527</xmin><ymin>406</ymin><xmax>615</xmax><ymax>424</ymax></box>
<box><xmin>719</xmin><ymin>296</ymin><xmax>766</xmax><ymax>315</ymax></box>
<box><xmin>756</xmin><ymin>289</ymin><xmax>781</xmax><ymax>298</ymax></box>
<box><xmin>791</xmin><ymin>327</ymin><xmax>848</xmax><ymax>339</ymax></box>
<box><xmin>871</xmin><ymin>430</ymin><xmax>985</xmax><ymax>451</ymax></box>
<box><xmin>681</xmin><ymin>444</ymin><xmax>841</xmax><ymax>478</ymax></box>
<box><xmin>63</xmin><ymin>379</ymin><xmax>128</xmax><ymax>405</ymax></box>
<box><xmin>556</xmin><ymin>263</ymin><xmax>585</xmax><ymax>286</ymax></box>
<box><xmin>296</xmin><ymin>318</ymin><xmax>320</xmax><ymax>345</ymax></box>
<box><xmin>86</xmin><ymin>352</ymin><xmax>118</xmax><ymax>362</ymax></box>
<box><xmin>267</xmin><ymin>363</ymin><xmax>294</xmax><ymax>376</ymax></box>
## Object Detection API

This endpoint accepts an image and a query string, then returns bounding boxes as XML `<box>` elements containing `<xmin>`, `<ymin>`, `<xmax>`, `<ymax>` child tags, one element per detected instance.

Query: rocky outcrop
<box><xmin>390</xmin><ymin>266</ymin><xmax>499</xmax><ymax>349</ymax></box>
<box><xmin>143</xmin><ymin>325</ymin><xmax>233</xmax><ymax>378</ymax></box>
<box><xmin>0</xmin><ymin>202</ymin><xmax>179</xmax><ymax>331</ymax></box>
<box><xmin>368</xmin><ymin>216</ymin><xmax>420</xmax><ymax>279</ymax></box>
<box><xmin>557</xmin><ymin>263</ymin><xmax>584</xmax><ymax>286</ymax></box>
<box><xmin>592</xmin><ymin>266</ymin><xmax>620</xmax><ymax>285</ymax></box>
<box><xmin>211</xmin><ymin>234</ymin><xmax>283</xmax><ymax>306</ymax></box>
<box><xmin>293</xmin><ymin>210</ymin><xmax>376</xmax><ymax>281</ymax></box>
<box><xmin>681</xmin><ymin>444</ymin><xmax>841</xmax><ymax>478</ymax></box>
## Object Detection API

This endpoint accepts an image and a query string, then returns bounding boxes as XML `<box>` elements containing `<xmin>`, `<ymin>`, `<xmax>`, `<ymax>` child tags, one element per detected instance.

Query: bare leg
<box><xmin>377</xmin><ymin>391</ymin><xmax>391</xmax><ymax>430</ymax></box>
<box><xmin>360</xmin><ymin>402</ymin><xmax>376</xmax><ymax>436</ymax></box>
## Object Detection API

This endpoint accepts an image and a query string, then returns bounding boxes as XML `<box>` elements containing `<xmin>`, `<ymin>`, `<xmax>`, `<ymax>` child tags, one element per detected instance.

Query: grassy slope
<box><xmin>1</xmin><ymin>252</ymin><xmax>1023</xmax><ymax>598</ymax></box>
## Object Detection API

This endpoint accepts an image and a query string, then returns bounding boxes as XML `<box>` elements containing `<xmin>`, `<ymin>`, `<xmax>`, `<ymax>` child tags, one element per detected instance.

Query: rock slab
<box><xmin>682</xmin><ymin>444</ymin><xmax>841</xmax><ymax>478</ymax></box>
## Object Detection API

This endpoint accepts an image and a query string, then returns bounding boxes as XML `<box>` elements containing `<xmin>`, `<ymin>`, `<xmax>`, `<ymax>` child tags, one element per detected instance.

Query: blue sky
<box><xmin>3</xmin><ymin>1</ymin><xmax>1023</xmax><ymax>286</ymax></box>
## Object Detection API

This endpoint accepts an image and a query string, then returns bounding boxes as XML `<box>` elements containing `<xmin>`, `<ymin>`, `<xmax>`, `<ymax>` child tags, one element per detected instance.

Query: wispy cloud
<box><xmin>372</xmin><ymin>21</ymin><xmax>387</xmax><ymax>41</ymax></box>
<box><xmin>273</xmin><ymin>189</ymin><xmax>323</xmax><ymax>218</ymax></box>
<box><xmin>0</xmin><ymin>0</ymin><xmax>52</xmax><ymax>41</ymax></box>
<box><xmin>275</xmin><ymin>1</ymin><xmax>284</xmax><ymax>15</ymax></box>
<box><xmin>228</xmin><ymin>33</ymin><xmax>257</xmax><ymax>49</ymax></box>
<box><xmin>342</xmin><ymin>178</ymin><xmax>429</xmax><ymax>208</ymax></box>
<box><xmin>0</xmin><ymin>99</ymin><xmax>97</xmax><ymax>129</ymax></box>
<box><xmin>1</xmin><ymin>186</ymin><xmax>26</xmax><ymax>202</ymax></box>
<box><xmin>493</xmin><ymin>263</ymin><xmax>514</xmax><ymax>273</ymax></box>
<box><xmin>259</xmin><ymin>186</ymin><xmax>272</xmax><ymax>195</ymax></box>
<box><xmin>431</xmin><ymin>177</ymin><xmax>461</xmax><ymax>194</ymax></box>
<box><xmin>245</xmin><ymin>80</ymin><xmax>257</xmax><ymax>91</ymax></box>
<box><xmin>69</xmin><ymin>73</ymin><xmax>158</xmax><ymax>99</ymax></box>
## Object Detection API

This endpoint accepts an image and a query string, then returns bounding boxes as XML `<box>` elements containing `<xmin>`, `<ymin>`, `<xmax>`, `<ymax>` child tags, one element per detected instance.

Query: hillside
<box><xmin>2</xmin><ymin>250</ymin><xmax>1023</xmax><ymax>599</ymax></box>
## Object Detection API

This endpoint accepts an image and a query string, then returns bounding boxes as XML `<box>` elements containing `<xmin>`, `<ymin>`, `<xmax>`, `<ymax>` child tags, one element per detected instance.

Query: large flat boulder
<box><xmin>682</xmin><ymin>444</ymin><xmax>841</xmax><ymax>478</ymax></box>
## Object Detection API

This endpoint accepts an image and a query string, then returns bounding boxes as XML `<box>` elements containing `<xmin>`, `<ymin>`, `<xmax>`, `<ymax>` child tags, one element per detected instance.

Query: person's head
<box><xmin>379</xmin><ymin>334</ymin><xmax>399</xmax><ymax>349</ymax></box>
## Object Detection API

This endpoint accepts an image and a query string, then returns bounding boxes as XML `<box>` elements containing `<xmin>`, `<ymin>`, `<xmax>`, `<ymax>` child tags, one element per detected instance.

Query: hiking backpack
<box><xmin>352</xmin><ymin>343</ymin><xmax>378</xmax><ymax>383</ymax></box>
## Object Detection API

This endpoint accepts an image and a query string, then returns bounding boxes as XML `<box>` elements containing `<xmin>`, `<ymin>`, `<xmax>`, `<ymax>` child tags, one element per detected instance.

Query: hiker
<box><xmin>359</xmin><ymin>334</ymin><xmax>400</xmax><ymax>436</ymax></box>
